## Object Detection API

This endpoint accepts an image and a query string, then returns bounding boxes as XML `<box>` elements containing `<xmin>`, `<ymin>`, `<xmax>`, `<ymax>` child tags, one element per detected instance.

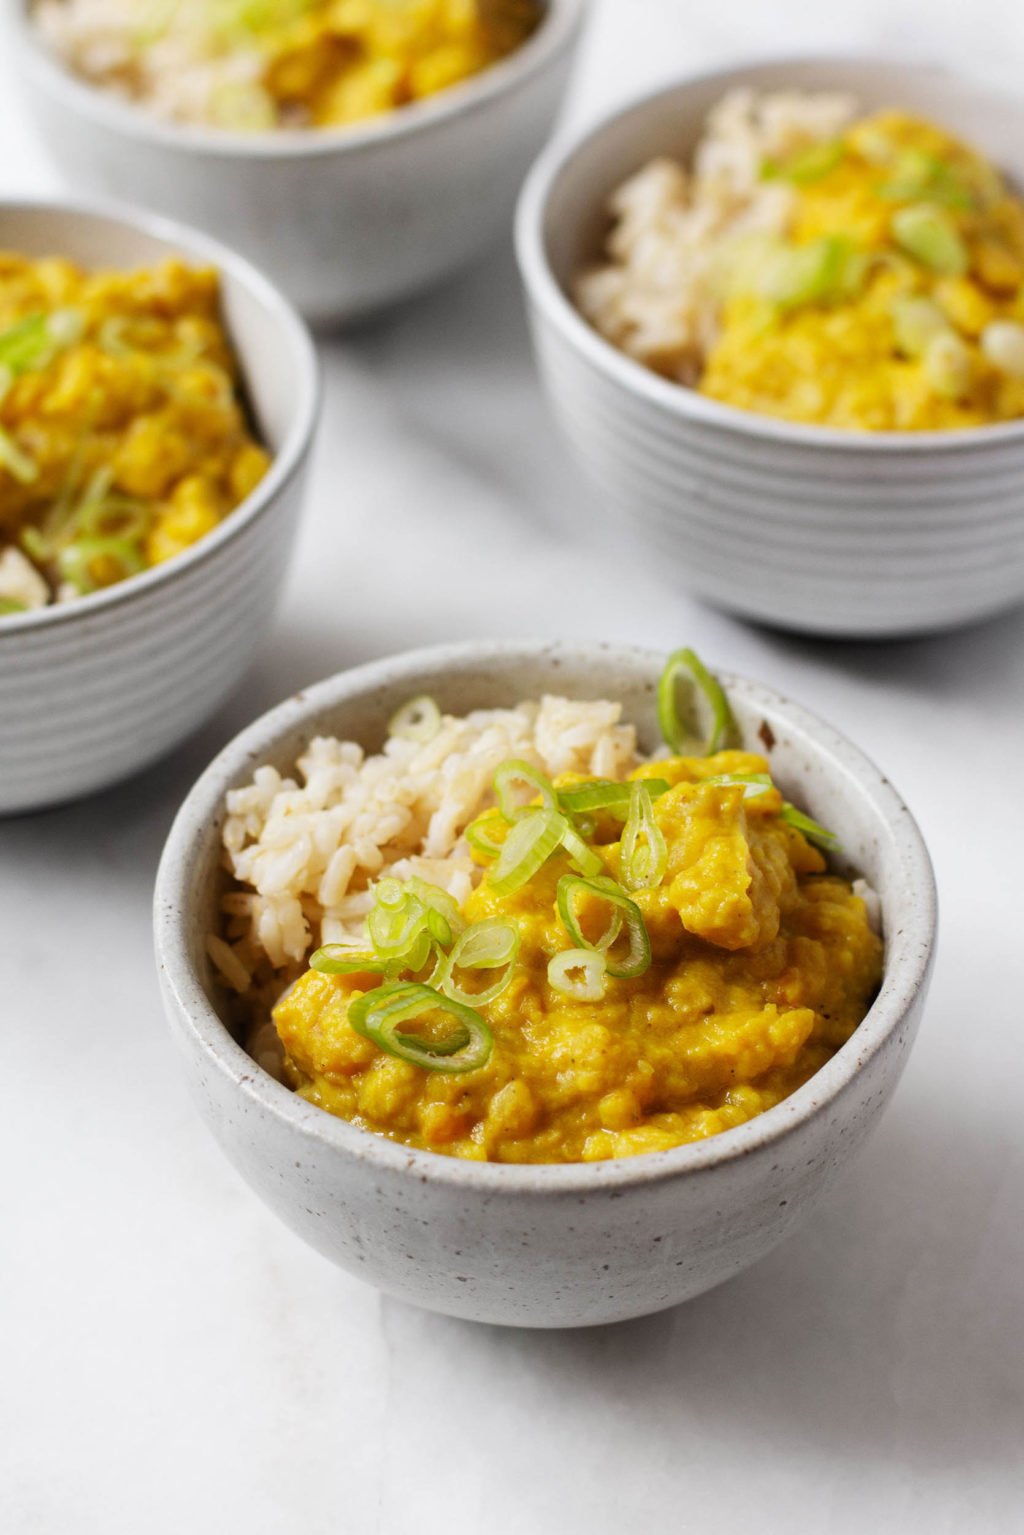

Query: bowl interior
<box><xmin>0</xmin><ymin>202</ymin><xmax>309</xmax><ymax>454</ymax></box>
<box><xmin>541</xmin><ymin>57</ymin><xmax>1024</xmax><ymax>299</ymax></box>
<box><xmin>166</xmin><ymin>644</ymin><xmax>932</xmax><ymax>1074</ymax></box>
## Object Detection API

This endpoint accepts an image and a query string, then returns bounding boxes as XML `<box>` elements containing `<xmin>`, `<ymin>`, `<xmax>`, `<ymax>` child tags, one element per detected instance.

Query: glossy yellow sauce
<box><xmin>273</xmin><ymin>751</ymin><xmax>883</xmax><ymax>1163</ymax></box>
<box><xmin>701</xmin><ymin>111</ymin><xmax>1024</xmax><ymax>430</ymax></box>
<box><xmin>0</xmin><ymin>255</ymin><xmax>270</xmax><ymax>608</ymax></box>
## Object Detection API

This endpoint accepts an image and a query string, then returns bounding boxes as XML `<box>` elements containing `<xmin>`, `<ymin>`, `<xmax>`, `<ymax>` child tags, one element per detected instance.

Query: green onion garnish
<box><xmin>756</xmin><ymin>235</ymin><xmax>867</xmax><ymax>310</ymax></box>
<box><xmin>701</xmin><ymin>772</ymin><xmax>774</xmax><ymax>799</ymax></box>
<box><xmin>780</xmin><ymin>804</ymin><xmax>839</xmax><ymax>850</ymax></box>
<box><xmin>761</xmin><ymin>139</ymin><xmax>846</xmax><ymax>185</ymax></box>
<box><xmin>878</xmin><ymin>150</ymin><xmax>976</xmax><ymax>210</ymax></box>
<box><xmin>348</xmin><ymin>981</ymin><xmax>492</xmax><ymax>1074</ymax></box>
<box><xmin>657</xmin><ymin>648</ymin><xmax>736</xmax><ymax>757</ymax></box>
<box><xmin>557</xmin><ymin>777</ymin><xmax>670</xmax><ymax>817</ymax></box>
<box><xmin>547</xmin><ymin>949</ymin><xmax>608</xmax><ymax>1001</ymax></box>
<box><xmin>619</xmin><ymin>781</ymin><xmax>667</xmax><ymax>891</ymax></box>
<box><xmin>557</xmin><ymin>875</ymin><xmax>651</xmax><ymax>979</ymax></box>
<box><xmin>0</xmin><ymin>426</ymin><xmax>38</xmax><ymax>485</ymax></box>
<box><xmin>558</xmin><ymin>819</ymin><xmax>604</xmax><ymax>878</ymax></box>
<box><xmin>0</xmin><ymin>596</ymin><xmax>27</xmax><ymax>616</ymax></box>
<box><xmin>56</xmin><ymin>537</ymin><xmax>146</xmax><ymax>594</ymax></box>
<box><xmin>435</xmin><ymin>918</ymin><xmax>520</xmax><ymax>1007</ymax></box>
<box><xmin>494</xmin><ymin>759</ymin><xmax>559</xmax><ymax>822</ymax></box>
<box><xmin>310</xmin><ymin>945</ymin><xmax>388</xmax><ymax>976</ymax></box>
<box><xmin>891</xmin><ymin>205</ymin><xmax>968</xmax><ymax>276</ymax></box>
<box><xmin>489</xmin><ymin>808</ymin><xmax>567</xmax><ymax>896</ymax></box>
<box><xmin>388</xmin><ymin>695</ymin><xmax>442</xmax><ymax>745</ymax></box>
<box><xmin>466</xmin><ymin>815</ymin><xmax>505</xmax><ymax>858</ymax></box>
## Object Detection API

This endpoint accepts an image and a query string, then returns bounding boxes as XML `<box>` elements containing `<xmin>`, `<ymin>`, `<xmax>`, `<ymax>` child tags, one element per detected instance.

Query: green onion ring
<box><xmin>620</xmin><ymin>782</ymin><xmax>668</xmax><ymax>891</ymax></box>
<box><xmin>0</xmin><ymin>426</ymin><xmax>39</xmax><ymax>486</ymax></box>
<box><xmin>0</xmin><ymin>596</ymin><xmax>27</xmax><ymax>616</ymax></box>
<box><xmin>56</xmin><ymin>537</ymin><xmax>145</xmax><ymax>594</ymax></box>
<box><xmin>558</xmin><ymin>819</ymin><xmax>603</xmax><ymax>877</ymax></box>
<box><xmin>489</xmin><ymin>808</ymin><xmax>566</xmax><ymax>896</ymax></box>
<box><xmin>388</xmin><ymin>695</ymin><xmax>442</xmax><ymax>744</ymax></box>
<box><xmin>557</xmin><ymin>778</ymin><xmax>671</xmax><ymax>818</ymax></box>
<box><xmin>702</xmin><ymin>772</ymin><xmax>774</xmax><ymax>800</ymax></box>
<box><xmin>556</xmin><ymin>875</ymin><xmax>651</xmax><ymax>978</ymax></box>
<box><xmin>436</xmin><ymin>919</ymin><xmax>520</xmax><ymax>1007</ymax></box>
<box><xmin>405</xmin><ymin>877</ymin><xmax>466</xmax><ymax>942</ymax></box>
<box><xmin>780</xmin><ymin>804</ymin><xmax>840</xmax><ymax>850</ymax></box>
<box><xmin>466</xmin><ymin>816</ymin><xmax>505</xmax><ymax>858</ymax></box>
<box><xmin>657</xmin><ymin>648</ymin><xmax>736</xmax><ymax>757</ymax></box>
<box><xmin>494</xmin><ymin>759</ymin><xmax>559</xmax><ymax>822</ymax></box>
<box><xmin>348</xmin><ymin>982</ymin><xmax>492</xmax><ymax>1073</ymax></box>
<box><xmin>310</xmin><ymin>945</ymin><xmax>387</xmax><ymax>976</ymax></box>
<box><xmin>547</xmin><ymin>949</ymin><xmax>608</xmax><ymax>1001</ymax></box>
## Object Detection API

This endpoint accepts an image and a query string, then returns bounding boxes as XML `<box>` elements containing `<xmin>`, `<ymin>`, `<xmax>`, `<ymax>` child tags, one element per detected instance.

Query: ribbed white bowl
<box><xmin>516</xmin><ymin>58</ymin><xmax>1024</xmax><ymax>637</ymax></box>
<box><xmin>9</xmin><ymin>0</ymin><xmax>588</xmax><ymax>325</ymax></box>
<box><xmin>0</xmin><ymin>200</ymin><xmax>319</xmax><ymax>816</ymax></box>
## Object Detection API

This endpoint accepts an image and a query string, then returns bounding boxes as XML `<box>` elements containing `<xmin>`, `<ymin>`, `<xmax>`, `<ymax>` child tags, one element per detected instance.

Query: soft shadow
<box><xmin>407</xmin><ymin>1098</ymin><xmax>1021</xmax><ymax>1475</ymax></box>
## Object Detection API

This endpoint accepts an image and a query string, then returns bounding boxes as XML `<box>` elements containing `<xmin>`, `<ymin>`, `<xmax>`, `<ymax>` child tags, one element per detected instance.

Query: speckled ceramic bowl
<box><xmin>10</xmin><ymin>0</ymin><xmax>588</xmax><ymax>324</ymax></box>
<box><xmin>516</xmin><ymin>58</ymin><xmax>1024</xmax><ymax>637</ymax></box>
<box><xmin>154</xmin><ymin>642</ymin><xmax>936</xmax><ymax>1328</ymax></box>
<box><xmin>0</xmin><ymin>198</ymin><xmax>319</xmax><ymax>816</ymax></box>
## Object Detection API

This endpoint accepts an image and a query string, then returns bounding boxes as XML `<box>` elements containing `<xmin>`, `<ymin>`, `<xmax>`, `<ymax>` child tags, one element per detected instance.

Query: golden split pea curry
<box><xmin>273</xmin><ymin>653</ymin><xmax>883</xmax><ymax>1164</ymax></box>
<box><xmin>0</xmin><ymin>254</ymin><xmax>269</xmax><ymax>616</ymax></box>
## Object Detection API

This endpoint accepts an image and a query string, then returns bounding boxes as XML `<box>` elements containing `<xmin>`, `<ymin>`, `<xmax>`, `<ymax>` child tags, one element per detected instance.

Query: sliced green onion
<box><xmin>878</xmin><ymin>150</ymin><xmax>975</xmax><ymax>210</ymax></box>
<box><xmin>0</xmin><ymin>426</ymin><xmax>38</xmax><ymax>485</ymax></box>
<box><xmin>466</xmin><ymin>815</ymin><xmax>505</xmax><ymax>859</ymax></box>
<box><xmin>890</xmin><ymin>295</ymin><xmax>951</xmax><ymax>359</ymax></box>
<box><xmin>0</xmin><ymin>596</ymin><xmax>27</xmax><ymax>616</ymax></box>
<box><xmin>388</xmin><ymin>695</ymin><xmax>442</xmax><ymax>744</ymax></box>
<box><xmin>701</xmin><ymin>771</ymin><xmax>774</xmax><ymax>800</ymax></box>
<box><xmin>761</xmin><ymin>139</ymin><xmax>845</xmax><ymax>185</ymax></box>
<box><xmin>348</xmin><ymin>981</ymin><xmax>492</xmax><ymax>1073</ymax></box>
<box><xmin>619</xmin><ymin>782</ymin><xmax>667</xmax><ymax>890</ymax></box>
<box><xmin>547</xmin><ymin>949</ymin><xmax>607</xmax><ymax>1001</ymax></box>
<box><xmin>56</xmin><ymin>537</ymin><xmax>145</xmax><ymax>594</ymax></box>
<box><xmin>923</xmin><ymin>332</ymin><xmax>972</xmax><ymax>400</ymax></box>
<box><xmin>489</xmin><ymin>808</ymin><xmax>566</xmax><ymax>896</ymax></box>
<box><xmin>0</xmin><ymin>308</ymin><xmax>83</xmax><ymax>376</ymax></box>
<box><xmin>310</xmin><ymin>945</ymin><xmax>387</xmax><ymax>976</ymax></box>
<box><xmin>405</xmin><ymin>877</ymin><xmax>466</xmax><ymax>943</ymax></box>
<box><xmin>557</xmin><ymin>778</ymin><xmax>670</xmax><ymax>817</ymax></box>
<box><xmin>557</xmin><ymin>875</ymin><xmax>651</xmax><ymax>979</ymax></box>
<box><xmin>891</xmin><ymin>205</ymin><xmax>968</xmax><ymax>276</ymax></box>
<box><xmin>757</xmin><ymin>235</ymin><xmax>867</xmax><ymax>309</ymax></box>
<box><xmin>558</xmin><ymin>819</ymin><xmax>603</xmax><ymax>878</ymax></box>
<box><xmin>494</xmin><ymin>759</ymin><xmax>559</xmax><ymax>822</ymax></box>
<box><xmin>367</xmin><ymin>894</ymin><xmax>430</xmax><ymax>961</ymax></box>
<box><xmin>436</xmin><ymin>918</ymin><xmax>520</xmax><ymax>1007</ymax></box>
<box><xmin>780</xmin><ymin>804</ymin><xmax>840</xmax><ymax>850</ymax></box>
<box><xmin>657</xmin><ymin>648</ymin><xmax>736</xmax><ymax>757</ymax></box>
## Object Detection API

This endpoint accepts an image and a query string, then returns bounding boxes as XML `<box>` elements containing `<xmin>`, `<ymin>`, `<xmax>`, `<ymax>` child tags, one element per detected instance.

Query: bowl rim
<box><xmin>11</xmin><ymin>0</ymin><xmax>588</xmax><ymax>159</ymax></box>
<box><xmin>515</xmin><ymin>52</ymin><xmax>1024</xmax><ymax>454</ymax></box>
<box><xmin>0</xmin><ymin>193</ymin><xmax>320</xmax><ymax>635</ymax></box>
<box><xmin>154</xmin><ymin>638</ymin><xmax>937</xmax><ymax>1196</ymax></box>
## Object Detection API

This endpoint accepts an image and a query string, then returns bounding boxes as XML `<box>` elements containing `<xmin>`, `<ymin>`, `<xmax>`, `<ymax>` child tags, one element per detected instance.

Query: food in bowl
<box><xmin>208</xmin><ymin>651</ymin><xmax>883</xmax><ymax>1165</ymax></box>
<box><xmin>577</xmin><ymin>89</ymin><xmax>1024</xmax><ymax>431</ymax></box>
<box><xmin>0</xmin><ymin>252</ymin><xmax>270</xmax><ymax>617</ymax></box>
<box><xmin>33</xmin><ymin>0</ymin><xmax>543</xmax><ymax>134</ymax></box>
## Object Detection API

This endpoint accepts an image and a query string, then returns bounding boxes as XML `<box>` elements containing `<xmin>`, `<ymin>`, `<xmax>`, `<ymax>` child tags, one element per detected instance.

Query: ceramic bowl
<box><xmin>11</xmin><ymin>0</ymin><xmax>588</xmax><ymax>325</ymax></box>
<box><xmin>154</xmin><ymin>640</ymin><xmax>936</xmax><ymax>1329</ymax></box>
<box><xmin>516</xmin><ymin>58</ymin><xmax>1024</xmax><ymax>637</ymax></box>
<box><xmin>0</xmin><ymin>199</ymin><xmax>319</xmax><ymax>815</ymax></box>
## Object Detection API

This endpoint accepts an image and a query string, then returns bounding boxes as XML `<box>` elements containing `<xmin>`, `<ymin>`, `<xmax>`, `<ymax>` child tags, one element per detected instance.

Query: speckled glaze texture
<box><xmin>516</xmin><ymin>59</ymin><xmax>1024</xmax><ymax>638</ymax></box>
<box><xmin>154</xmin><ymin>642</ymin><xmax>936</xmax><ymax>1328</ymax></box>
<box><xmin>0</xmin><ymin>200</ymin><xmax>319</xmax><ymax>815</ymax></box>
<box><xmin>10</xmin><ymin>0</ymin><xmax>588</xmax><ymax>325</ymax></box>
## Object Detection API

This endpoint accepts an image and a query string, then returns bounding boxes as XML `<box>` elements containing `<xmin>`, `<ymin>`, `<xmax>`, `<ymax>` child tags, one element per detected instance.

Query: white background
<box><xmin>3</xmin><ymin>3</ymin><xmax>1023</xmax><ymax>1531</ymax></box>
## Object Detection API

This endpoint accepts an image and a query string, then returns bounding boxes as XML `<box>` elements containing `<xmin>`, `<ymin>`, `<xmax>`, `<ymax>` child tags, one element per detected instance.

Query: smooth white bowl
<box><xmin>0</xmin><ymin>199</ymin><xmax>319</xmax><ymax>815</ymax></box>
<box><xmin>516</xmin><ymin>58</ymin><xmax>1024</xmax><ymax>637</ymax></box>
<box><xmin>10</xmin><ymin>0</ymin><xmax>588</xmax><ymax>325</ymax></box>
<box><xmin>154</xmin><ymin>640</ymin><xmax>936</xmax><ymax>1328</ymax></box>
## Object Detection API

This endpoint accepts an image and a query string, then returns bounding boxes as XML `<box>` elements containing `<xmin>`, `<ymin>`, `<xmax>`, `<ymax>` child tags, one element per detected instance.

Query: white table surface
<box><xmin>3</xmin><ymin>4</ymin><xmax>1023</xmax><ymax>1531</ymax></box>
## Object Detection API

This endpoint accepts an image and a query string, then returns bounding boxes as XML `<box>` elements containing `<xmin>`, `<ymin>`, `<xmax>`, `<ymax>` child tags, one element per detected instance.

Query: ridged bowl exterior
<box><xmin>0</xmin><ymin>202</ymin><xmax>318</xmax><ymax>815</ymax></box>
<box><xmin>155</xmin><ymin>641</ymin><xmax>936</xmax><ymax>1328</ymax></box>
<box><xmin>516</xmin><ymin>59</ymin><xmax>1024</xmax><ymax>637</ymax></box>
<box><xmin>9</xmin><ymin>0</ymin><xmax>589</xmax><ymax>325</ymax></box>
